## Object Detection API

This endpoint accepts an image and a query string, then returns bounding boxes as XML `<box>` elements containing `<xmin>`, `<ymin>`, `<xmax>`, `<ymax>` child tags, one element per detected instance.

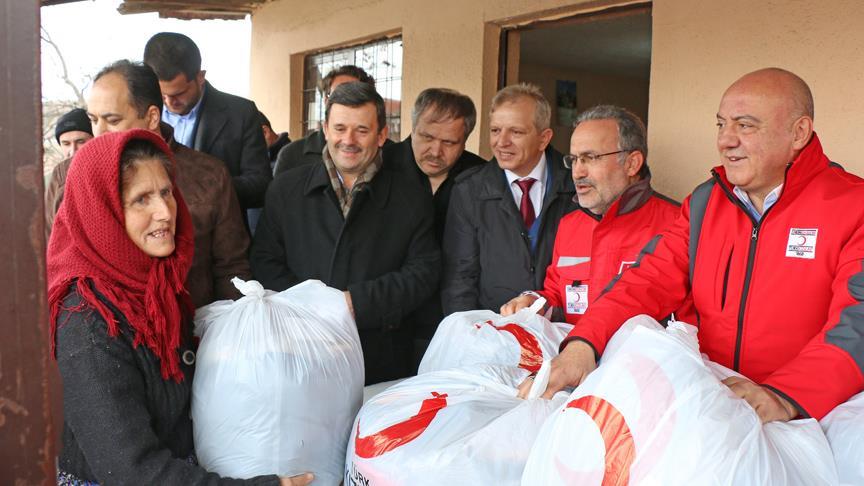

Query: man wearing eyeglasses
<box><xmin>529</xmin><ymin>69</ymin><xmax>864</xmax><ymax>426</ymax></box>
<box><xmin>500</xmin><ymin>105</ymin><xmax>689</xmax><ymax>325</ymax></box>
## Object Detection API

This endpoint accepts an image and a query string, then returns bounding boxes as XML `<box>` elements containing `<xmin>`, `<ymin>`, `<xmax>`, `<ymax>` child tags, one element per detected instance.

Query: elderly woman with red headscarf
<box><xmin>48</xmin><ymin>129</ymin><xmax>312</xmax><ymax>486</ymax></box>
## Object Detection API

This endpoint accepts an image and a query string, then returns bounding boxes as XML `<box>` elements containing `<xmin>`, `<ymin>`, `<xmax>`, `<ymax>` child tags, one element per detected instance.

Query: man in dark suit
<box><xmin>442</xmin><ymin>83</ymin><xmax>577</xmax><ymax>315</ymax></box>
<box><xmin>143</xmin><ymin>32</ymin><xmax>271</xmax><ymax>212</ymax></box>
<box><xmin>251</xmin><ymin>82</ymin><xmax>440</xmax><ymax>385</ymax></box>
<box><xmin>384</xmin><ymin>88</ymin><xmax>485</xmax><ymax>368</ymax></box>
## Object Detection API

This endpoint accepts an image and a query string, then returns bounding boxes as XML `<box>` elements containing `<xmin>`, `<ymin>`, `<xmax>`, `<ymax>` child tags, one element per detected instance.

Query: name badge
<box><xmin>565</xmin><ymin>284</ymin><xmax>589</xmax><ymax>315</ymax></box>
<box><xmin>786</xmin><ymin>228</ymin><xmax>818</xmax><ymax>259</ymax></box>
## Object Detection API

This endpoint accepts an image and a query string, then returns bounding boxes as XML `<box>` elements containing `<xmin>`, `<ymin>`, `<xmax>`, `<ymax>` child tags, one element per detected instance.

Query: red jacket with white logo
<box><xmin>565</xmin><ymin>134</ymin><xmax>864</xmax><ymax>419</ymax></box>
<box><xmin>539</xmin><ymin>178</ymin><xmax>693</xmax><ymax>325</ymax></box>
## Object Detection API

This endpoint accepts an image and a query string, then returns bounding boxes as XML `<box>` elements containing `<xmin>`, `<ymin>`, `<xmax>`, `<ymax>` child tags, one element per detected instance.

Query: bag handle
<box><xmin>231</xmin><ymin>277</ymin><xmax>267</xmax><ymax>298</ymax></box>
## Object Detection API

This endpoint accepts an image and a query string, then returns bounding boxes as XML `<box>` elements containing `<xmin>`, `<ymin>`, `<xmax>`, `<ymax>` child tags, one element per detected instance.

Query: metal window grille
<box><xmin>302</xmin><ymin>36</ymin><xmax>402</xmax><ymax>141</ymax></box>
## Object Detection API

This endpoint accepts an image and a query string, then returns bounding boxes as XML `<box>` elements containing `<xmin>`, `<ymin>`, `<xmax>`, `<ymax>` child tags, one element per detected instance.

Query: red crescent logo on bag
<box><xmin>354</xmin><ymin>392</ymin><xmax>448</xmax><ymax>459</ymax></box>
<box><xmin>474</xmin><ymin>320</ymin><xmax>543</xmax><ymax>372</ymax></box>
<box><xmin>560</xmin><ymin>395</ymin><xmax>635</xmax><ymax>485</ymax></box>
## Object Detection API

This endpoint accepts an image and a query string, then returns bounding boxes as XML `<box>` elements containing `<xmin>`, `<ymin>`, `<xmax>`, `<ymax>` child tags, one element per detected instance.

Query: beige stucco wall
<box><xmin>649</xmin><ymin>0</ymin><xmax>864</xmax><ymax>199</ymax></box>
<box><xmin>250</xmin><ymin>0</ymin><xmax>864</xmax><ymax>199</ymax></box>
<box><xmin>249</xmin><ymin>0</ymin><xmax>638</xmax><ymax>158</ymax></box>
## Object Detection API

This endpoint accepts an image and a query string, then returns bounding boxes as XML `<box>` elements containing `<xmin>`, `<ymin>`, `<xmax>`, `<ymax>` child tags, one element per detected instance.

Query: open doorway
<box><xmin>500</xmin><ymin>4</ymin><xmax>652</xmax><ymax>152</ymax></box>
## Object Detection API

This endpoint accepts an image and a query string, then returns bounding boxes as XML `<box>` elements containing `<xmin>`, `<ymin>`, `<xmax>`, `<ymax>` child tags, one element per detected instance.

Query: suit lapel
<box><xmin>193</xmin><ymin>82</ymin><xmax>228</xmax><ymax>153</ymax></box>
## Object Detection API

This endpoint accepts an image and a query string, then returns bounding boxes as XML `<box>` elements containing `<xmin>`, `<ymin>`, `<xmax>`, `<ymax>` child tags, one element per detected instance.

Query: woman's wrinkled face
<box><xmin>121</xmin><ymin>159</ymin><xmax>177</xmax><ymax>257</ymax></box>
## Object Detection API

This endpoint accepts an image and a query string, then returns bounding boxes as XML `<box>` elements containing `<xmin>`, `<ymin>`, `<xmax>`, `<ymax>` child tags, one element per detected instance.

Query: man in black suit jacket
<box><xmin>144</xmin><ymin>32</ymin><xmax>271</xmax><ymax>211</ymax></box>
<box><xmin>383</xmin><ymin>88</ymin><xmax>485</xmax><ymax>369</ymax></box>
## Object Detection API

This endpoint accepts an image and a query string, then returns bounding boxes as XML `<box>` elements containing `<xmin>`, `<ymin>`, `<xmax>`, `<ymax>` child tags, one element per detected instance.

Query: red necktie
<box><xmin>516</xmin><ymin>178</ymin><xmax>536</xmax><ymax>228</ymax></box>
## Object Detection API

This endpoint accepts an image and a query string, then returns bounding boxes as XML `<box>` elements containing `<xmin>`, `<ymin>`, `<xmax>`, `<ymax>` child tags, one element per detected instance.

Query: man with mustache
<box><xmin>534</xmin><ymin>68</ymin><xmax>864</xmax><ymax>425</ymax></box>
<box><xmin>442</xmin><ymin>83</ymin><xmax>577</xmax><ymax>315</ymax></box>
<box><xmin>384</xmin><ymin>88</ymin><xmax>485</xmax><ymax>368</ymax></box>
<box><xmin>251</xmin><ymin>82</ymin><xmax>440</xmax><ymax>385</ymax></box>
<box><xmin>501</xmin><ymin>105</ymin><xmax>689</xmax><ymax>326</ymax></box>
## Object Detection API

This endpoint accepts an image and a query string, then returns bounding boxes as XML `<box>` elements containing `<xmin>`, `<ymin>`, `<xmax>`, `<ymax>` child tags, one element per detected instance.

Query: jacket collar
<box><xmin>399</xmin><ymin>135</ymin><xmax>483</xmax><ymax>184</ymax></box>
<box><xmin>192</xmin><ymin>81</ymin><xmax>228</xmax><ymax>152</ymax></box>
<box><xmin>711</xmin><ymin>132</ymin><xmax>829</xmax><ymax>208</ymax></box>
<box><xmin>303</xmin><ymin>154</ymin><xmax>391</xmax><ymax>209</ymax></box>
<box><xmin>588</xmin><ymin>176</ymin><xmax>655</xmax><ymax>222</ymax></box>
<box><xmin>304</xmin><ymin>129</ymin><xmax>327</xmax><ymax>155</ymax></box>
<box><xmin>477</xmin><ymin>146</ymin><xmax>573</xmax><ymax>208</ymax></box>
<box><xmin>160</xmin><ymin>122</ymin><xmax>179</xmax><ymax>151</ymax></box>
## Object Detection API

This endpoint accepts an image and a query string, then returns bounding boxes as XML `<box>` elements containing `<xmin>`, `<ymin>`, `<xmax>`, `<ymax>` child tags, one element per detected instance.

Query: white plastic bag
<box><xmin>419</xmin><ymin>298</ymin><xmax>572</xmax><ymax>375</ymax></box>
<box><xmin>522</xmin><ymin>315</ymin><xmax>838</xmax><ymax>486</ymax></box>
<box><xmin>821</xmin><ymin>391</ymin><xmax>864</xmax><ymax>485</ymax></box>
<box><xmin>345</xmin><ymin>362</ymin><xmax>567</xmax><ymax>486</ymax></box>
<box><xmin>192</xmin><ymin>279</ymin><xmax>364</xmax><ymax>484</ymax></box>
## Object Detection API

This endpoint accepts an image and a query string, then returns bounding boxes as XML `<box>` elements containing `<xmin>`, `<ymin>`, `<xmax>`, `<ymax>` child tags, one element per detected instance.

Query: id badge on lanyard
<box><xmin>565</xmin><ymin>280</ymin><xmax>589</xmax><ymax>315</ymax></box>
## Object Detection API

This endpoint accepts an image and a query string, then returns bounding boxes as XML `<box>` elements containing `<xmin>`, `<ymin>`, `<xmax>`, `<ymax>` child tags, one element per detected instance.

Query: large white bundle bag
<box><xmin>522</xmin><ymin>315</ymin><xmax>838</xmax><ymax>486</ymax></box>
<box><xmin>821</xmin><ymin>391</ymin><xmax>864</xmax><ymax>485</ymax></box>
<box><xmin>345</xmin><ymin>363</ymin><xmax>567</xmax><ymax>486</ymax></box>
<box><xmin>192</xmin><ymin>278</ymin><xmax>364</xmax><ymax>484</ymax></box>
<box><xmin>419</xmin><ymin>298</ymin><xmax>572</xmax><ymax>374</ymax></box>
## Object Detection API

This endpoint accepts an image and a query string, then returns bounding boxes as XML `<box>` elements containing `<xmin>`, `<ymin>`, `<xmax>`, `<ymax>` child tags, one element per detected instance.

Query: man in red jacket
<box><xmin>534</xmin><ymin>68</ymin><xmax>864</xmax><ymax>423</ymax></box>
<box><xmin>500</xmin><ymin>105</ymin><xmax>690</xmax><ymax>325</ymax></box>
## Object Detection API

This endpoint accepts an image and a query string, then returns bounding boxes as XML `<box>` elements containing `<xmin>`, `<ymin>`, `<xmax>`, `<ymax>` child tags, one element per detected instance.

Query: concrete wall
<box><xmin>250</xmin><ymin>0</ymin><xmax>864</xmax><ymax>198</ymax></box>
<box><xmin>519</xmin><ymin>62</ymin><xmax>649</xmax><ymax>153</ymax></box>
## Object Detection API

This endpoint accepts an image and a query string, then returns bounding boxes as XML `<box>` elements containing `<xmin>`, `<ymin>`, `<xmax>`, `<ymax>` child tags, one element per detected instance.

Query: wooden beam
<box><xmin>0</xmin><ymin>0</ymin><xmax>61</xmax><ymax>482</ymax></box>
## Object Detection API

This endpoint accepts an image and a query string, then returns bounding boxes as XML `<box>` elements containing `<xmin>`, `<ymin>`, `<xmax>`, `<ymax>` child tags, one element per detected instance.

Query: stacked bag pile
<box><xmin>522</xmin><ymin>316</ymin><xmax>841</xmax><ymax>486</ymax></box>
<box><xmin>192</xmin><ymin>279</ymin><xmax>364</xmax><ymax>485</ymax></box>
<box><xmin>346</xmin><ymin>298</ymin><xmax>572</xmax><ymax>486</ymax></box>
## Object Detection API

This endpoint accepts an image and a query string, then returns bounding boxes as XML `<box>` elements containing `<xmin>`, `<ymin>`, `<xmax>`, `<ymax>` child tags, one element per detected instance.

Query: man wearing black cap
<box><xmin>54</xmin><ymin>108</ymin><xmax>93</xmax><ymax>159</ymax></box>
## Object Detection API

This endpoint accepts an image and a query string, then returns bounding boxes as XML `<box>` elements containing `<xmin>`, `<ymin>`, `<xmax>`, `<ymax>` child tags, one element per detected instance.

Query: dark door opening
<box><xmin>500</xmin><ymin>4</ymin><xmax>652</xmax><ymax>153</ymax></box>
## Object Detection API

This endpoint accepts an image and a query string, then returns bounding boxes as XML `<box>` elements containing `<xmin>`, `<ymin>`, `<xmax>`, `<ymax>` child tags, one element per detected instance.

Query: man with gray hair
<box><xmin>442</xmin><ymin>83</ymin><xmax>576</xmax><ymax>314</ymax></box>
<box><xmin>384</xmin><ymin>87</ymin><xmax>485</xmax><ymax>368</ymax></box>
<box><xmin>500</xmin><ymin>104</ymin><xmax>691</xmax><ymax>326</ymax></box>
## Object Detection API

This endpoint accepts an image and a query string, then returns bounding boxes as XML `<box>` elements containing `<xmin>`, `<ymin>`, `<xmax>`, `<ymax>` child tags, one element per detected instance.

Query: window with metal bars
<box><xmin>302</xmin><ymin>36</ymin><xmax>402</xmax><ymax>141</ymax></box>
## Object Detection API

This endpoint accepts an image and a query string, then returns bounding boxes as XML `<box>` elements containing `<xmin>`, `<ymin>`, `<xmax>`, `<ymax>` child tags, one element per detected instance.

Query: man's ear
<box><xmin>791</xmin><ymin>116</ymin><xmax>814</xmax><ymax>151</ymax></box>
<box><xmin>377</xmin><ymin>125</ymin><xmax>389</xmax><ymax>148</ymax></box>
<box><xmin>196</xmin><ymin>70</ymin><xmax>206</xmax><ymax>88</ymax></box>
<box><xmin>538</xmin><ymin>127</ymin><xmax>554</xmax><ymax>152</ymax></box>
<box><xmin>625</xmin><ymin>150</ymin><xmax>645</xmax><ymax>178</ymax></box>
<box><xmin>146</xmin><ymin>105</ymin><xmax>161</xmax><ymax>131</ymax></box>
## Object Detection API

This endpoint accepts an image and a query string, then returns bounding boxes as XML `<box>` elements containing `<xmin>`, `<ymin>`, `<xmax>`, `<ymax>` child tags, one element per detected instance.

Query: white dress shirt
<box><xmin>504</xmin><ymin>152</ymin><xmax>548</xmax><ymax>215</ymax></box>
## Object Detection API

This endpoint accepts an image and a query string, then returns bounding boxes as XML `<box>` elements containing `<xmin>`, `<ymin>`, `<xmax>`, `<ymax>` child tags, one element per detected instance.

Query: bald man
<box><xmin>530</xmin><ymin>68</ymin><xmax>864</xmax><ymax>424</ymax></box>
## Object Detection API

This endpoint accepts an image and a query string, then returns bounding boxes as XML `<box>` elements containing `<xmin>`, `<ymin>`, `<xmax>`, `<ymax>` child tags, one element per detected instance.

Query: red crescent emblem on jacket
<box><xmin>354</xmin><ymin>392</ymin><xmax>449</xmax><ymax>459</ymax></box>
<box><xmin>480</xmin><ymin>320</ymin><xmax>543</xmax><ymax>372</ymax></box>
<box><xmin>561</xmin><ymin>395</ymin><xmax>635</xmax><ymax>485</ymax></box>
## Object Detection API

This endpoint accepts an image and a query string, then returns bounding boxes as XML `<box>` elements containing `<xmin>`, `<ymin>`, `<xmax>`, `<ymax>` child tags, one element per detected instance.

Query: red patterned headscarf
<box><xmin>48</xmin><ymin>129</ymin><xmax>195</xmax><ymax>382</ymax></box>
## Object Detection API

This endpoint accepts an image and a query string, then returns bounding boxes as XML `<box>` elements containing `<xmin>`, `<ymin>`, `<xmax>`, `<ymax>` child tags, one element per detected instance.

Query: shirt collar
<box><xmin>505</xmin><ymin>152</ymin><xmax>547</xmax><ymax>186</ymax></box>
<box><xmin>733</xmin><ymin>184</ymin><xmax>783</xmax><ymax>220</ymax></box>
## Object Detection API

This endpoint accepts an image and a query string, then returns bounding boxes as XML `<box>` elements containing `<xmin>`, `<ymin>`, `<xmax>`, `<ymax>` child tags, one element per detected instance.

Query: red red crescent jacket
<box><xmin>564</xmin><ymin>133</ymin><xmax>864</xmax><ymax>419</ymax></box>
<box><xmin>539</xmin><ymin>178</ymin><xmax>694</xmax><ymax>325</ymax></box>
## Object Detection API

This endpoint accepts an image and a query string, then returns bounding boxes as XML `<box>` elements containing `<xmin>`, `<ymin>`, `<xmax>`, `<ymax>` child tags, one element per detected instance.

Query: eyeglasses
<box><xmin>563</xmin><ymin>150</ymin><xmax>628</xmax><ymax>169</ymax></box>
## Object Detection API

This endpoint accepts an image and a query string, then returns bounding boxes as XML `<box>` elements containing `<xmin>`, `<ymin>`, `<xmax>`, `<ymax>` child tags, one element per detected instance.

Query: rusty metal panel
<box><xmin>0</xmin><ymin>0</ymin><xmax>61</xmax><ymax>483</ymax></box>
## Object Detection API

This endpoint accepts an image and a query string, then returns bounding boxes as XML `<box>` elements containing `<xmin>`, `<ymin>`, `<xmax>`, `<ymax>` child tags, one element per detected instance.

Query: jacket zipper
<box><xmin>711</xmin><ymin>165</ymin><xmax>790</xmax><ymax>371</ymax></box>
<box><xmin>720</xmin><ymin>248</ymin><xmax>733</xmax><ymax>310</ymax></box>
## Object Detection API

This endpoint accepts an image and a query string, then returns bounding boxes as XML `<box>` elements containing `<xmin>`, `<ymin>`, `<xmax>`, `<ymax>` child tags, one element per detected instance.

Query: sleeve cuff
<box><xmin>761</xmin><ymin>384</ymin><xmax>810</xmax><ymax>419</ymax></box>
<box><xmin>559</xmin><ymin>336</ymin><xmax>600</xmax><ymax>362</ymax></box>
